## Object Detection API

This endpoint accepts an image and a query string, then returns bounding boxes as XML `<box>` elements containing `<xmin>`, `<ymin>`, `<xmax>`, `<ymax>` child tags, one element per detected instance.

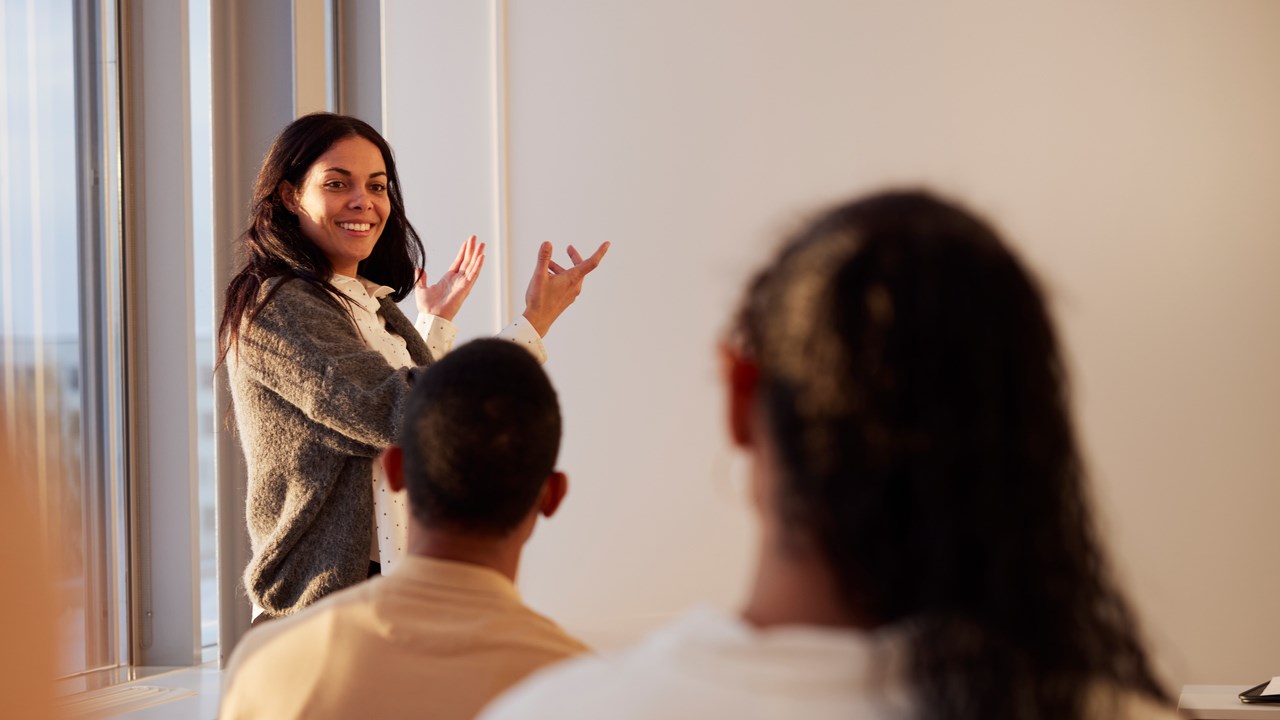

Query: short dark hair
<box><xmin>399</xmin><ymin>339</ymin><xmax>562</xmax><ymax>535</ymax></box>
<box><xmin>734</xmin><ymin>189</ymin><xmax>1167</xmax><ymax>719</ymax></box>
<box><xmin>218</xmin><ymin>112</ymin><xmax>424</xmax><ymax>367</ymax></box>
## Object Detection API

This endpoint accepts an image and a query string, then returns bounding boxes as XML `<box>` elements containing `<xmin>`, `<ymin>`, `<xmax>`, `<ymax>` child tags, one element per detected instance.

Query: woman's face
<box><xmin>284</xmin><ymin>135</ymin><xmax>391</xmax><ymax>277</ymax></box>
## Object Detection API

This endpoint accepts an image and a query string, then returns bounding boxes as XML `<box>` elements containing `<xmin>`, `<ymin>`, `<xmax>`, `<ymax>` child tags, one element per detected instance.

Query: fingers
<box><xmin>467</xmin><ymin>242</ymin><xmax>486</xmax><ymax>277</ymax></box>
<box><xmin>535</xmin><ymin>241</ymin><xmax>553</xmax><ymax>274</ymax></box>
<box><xmin>585</xmin><ymin>241</ymin><xmax>610</xmax><ymax>268</ymax></box>
<box><xmin>449</xmin><ymin>236</ymin><xmax>474</xmax><ymax>272</ymax></box>
<box><xmin>467</xmin><ymin>253</ymin><xmax>486</xmax><ymax>281</ymax></box>
<box><xmin>568</xmin><ymin>241</ymin><xmax>610</xmax><ymax>278</ymax></box>
<box><xmin>532</xmin><ymin>240</ymin><xmax>608</xmax><ymax>280</ymax></box>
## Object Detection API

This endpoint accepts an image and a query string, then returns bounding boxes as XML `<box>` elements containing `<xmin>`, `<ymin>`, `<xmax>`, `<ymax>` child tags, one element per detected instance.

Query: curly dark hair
<box><xmin>217</xmin><ymin>113</ymin><xmax>424</xmax><ymax>365</ymax></box>
<box><xmin>734</xmin><ymin>190</ymin><xmax>1168</xmax><ymax>719</ymax></box>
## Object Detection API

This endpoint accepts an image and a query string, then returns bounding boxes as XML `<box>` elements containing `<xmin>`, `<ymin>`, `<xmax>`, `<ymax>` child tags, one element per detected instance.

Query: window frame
<box><xmin>73</xmin><ymin>0</ymin><xmax>130</xmax><ymax>675</ymax></box>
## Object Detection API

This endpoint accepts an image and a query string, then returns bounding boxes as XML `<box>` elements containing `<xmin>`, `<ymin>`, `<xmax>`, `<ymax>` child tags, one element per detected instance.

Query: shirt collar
<box><xmin>386</xmin><ymin>555</ymin><xmax>522</xmax><ymax>602</ymax></box>
<box><xmin>330</xmin><ymin>274</ymin><xmax>395</xmax><ymax>313</ymax></box>
<box><xmin>357</xmin><ymin>276</ymin><xmax>395</xmax><ymax>300</ymax></box>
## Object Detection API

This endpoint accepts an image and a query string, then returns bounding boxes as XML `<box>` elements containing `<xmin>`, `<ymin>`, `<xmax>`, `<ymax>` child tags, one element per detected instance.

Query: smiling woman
<box><xmin>280</xmin><ymin>135</ymin><xmax>391</xmax><ymax>278</ymax></box>
<box><xmin>217</xmin><ymin>113</ymin><xmax>609</xmax><ymax>621</ymax></box>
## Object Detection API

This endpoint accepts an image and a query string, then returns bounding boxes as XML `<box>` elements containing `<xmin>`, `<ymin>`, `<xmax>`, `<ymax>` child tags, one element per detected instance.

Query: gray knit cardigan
<box><xmin>229</xmin><ymin>277</ymin><xmax>433</xmax><ymax>615</ymax></box>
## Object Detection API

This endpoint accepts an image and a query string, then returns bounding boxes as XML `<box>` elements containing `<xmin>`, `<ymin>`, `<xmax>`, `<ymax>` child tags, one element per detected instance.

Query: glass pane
<box><xmin>189</xmin><ymin>0</ymin><xmax>218</xmax><ymax>650</ymax></box>
<box><xmin>0</xmin><ymin>0</ymin><xmax>109</xmax><ymax>676</ymax></box>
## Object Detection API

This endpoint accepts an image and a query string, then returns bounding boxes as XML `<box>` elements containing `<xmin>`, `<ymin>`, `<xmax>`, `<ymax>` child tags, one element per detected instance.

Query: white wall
<box><xmin>385</xmin><ymin>0</ymin><xmax>1280</xmax><ymax>687</ymax></box>
<box><xmin>383</xmin><ymin>1</ymin><xmax>507</xmax><ymax>334</ymax></box>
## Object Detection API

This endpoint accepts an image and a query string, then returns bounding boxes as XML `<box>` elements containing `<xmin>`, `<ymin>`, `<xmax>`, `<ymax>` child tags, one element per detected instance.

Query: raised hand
<box><xmin>522</xmin><ymin>241</ymin><xmax>610</xmax><ymax>337</ymax></box>
<box><xmin>415</xmin><ymin>235</ymin><xmax>485</xmax><ymax>321</ymax></box>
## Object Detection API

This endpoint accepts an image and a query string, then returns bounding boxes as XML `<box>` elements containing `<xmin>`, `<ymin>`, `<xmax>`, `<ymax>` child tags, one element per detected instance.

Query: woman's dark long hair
<box><xmin>217</xmin><ymin>113</ymin><xmax>424</xmax><ymax>366</ymax></box>
<box><xmin>734</xmin><ymin>190</ymin><xmax>1168</xmax><ymax>719</ymax></box>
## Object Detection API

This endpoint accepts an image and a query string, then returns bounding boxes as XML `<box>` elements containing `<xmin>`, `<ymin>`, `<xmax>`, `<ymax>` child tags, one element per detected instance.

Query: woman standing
<box><xmin>218</xmin><ymin>113</ymin><xmax>607</xmax><ymax>619</ymax></box>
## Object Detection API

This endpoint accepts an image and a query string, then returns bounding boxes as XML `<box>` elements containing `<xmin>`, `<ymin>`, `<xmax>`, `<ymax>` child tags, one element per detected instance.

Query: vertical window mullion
<box><xmin>119</xmin><ymin>0</ymin><xmax>202</xmax><ymax>668</ymax></box>
<box><xmin>74</xmin><ymin>0</ymin><xmax>128</xmax><ymax>672</ymax></box>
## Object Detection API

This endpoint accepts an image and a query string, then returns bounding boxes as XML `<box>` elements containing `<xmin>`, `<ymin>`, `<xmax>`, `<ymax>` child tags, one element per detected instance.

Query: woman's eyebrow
<box><xmin>321</xmin><ymin>167</ymin><xmax>388</xmax><ymax>178</ymax></box>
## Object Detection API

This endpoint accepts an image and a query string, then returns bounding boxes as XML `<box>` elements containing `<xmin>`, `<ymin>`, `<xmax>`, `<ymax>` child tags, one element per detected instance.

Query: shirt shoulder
<box><xmin>221</xmin><ymin>585</ymin><xmax>372</xmax><ymax>718</ymax></box>
<box><xmin>478</xmin><ymin>653</ymin><xmax>617</xmax><ymax>720</ymax></box>
<box><xmin>226</xmin><ymin>591</ymin><xmax>347</xmax><ymax>665</ymax></box>
<box><xmin>479</xmin><ymin>607</ymin><xmax>914</xmax><ymax>720</ymax></box>
<box><xmin>506</xmin><ymin>604</ymin><xmax>592</xmax><ymax>657</ymax></box>
<box><xmin>478</xmin><ymin>613</ymin><xmax>703</xmax><ymax>720</ymax></box>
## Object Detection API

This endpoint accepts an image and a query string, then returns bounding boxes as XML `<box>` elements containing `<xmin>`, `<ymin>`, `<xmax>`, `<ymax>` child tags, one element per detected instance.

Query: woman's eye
<box><xmin>370</xmin><ymin>183</ymin><xmax>387</xmax><ymax>193</ymax></box>
<box><xmin>323</xmin><ymin>180</ymin><xmax>346</xmax><ymax>190</ymax></box>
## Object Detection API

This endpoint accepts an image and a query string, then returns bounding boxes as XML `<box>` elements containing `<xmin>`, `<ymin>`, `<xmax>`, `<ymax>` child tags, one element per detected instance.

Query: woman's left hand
<box><xmin>415</xmin><ymin>235</ymin><xmax>485</xmax><ymax>321</ymax></box>
<box><xmin>521</xmin><ymin>241</ymin><xmax>610</xmax><ymax>336</ymax></box>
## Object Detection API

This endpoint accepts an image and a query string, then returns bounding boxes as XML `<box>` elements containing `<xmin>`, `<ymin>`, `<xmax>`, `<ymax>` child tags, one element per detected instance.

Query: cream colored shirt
<box><xmin>329</xmin><ymin>275</ymin><xmax>545</xmax><ymax>573</ymax></box>
<box><xmin>481</xmin><ymin>606</ymin><xmax>1180</xmax><ymax>720</ymax></box>
<box><xmin>480</xmin><ymin>606</ymin><xmax>914</xmax><ymax>720</ymax></box>
<box><xmin>222</xmin><ymin>556</ymin><xmax>589</xmax><ymax>720</ymax></box>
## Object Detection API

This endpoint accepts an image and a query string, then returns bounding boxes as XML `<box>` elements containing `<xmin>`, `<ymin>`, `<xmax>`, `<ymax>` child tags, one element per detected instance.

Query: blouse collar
<box><xmin>331</xmin><ymin>273</ymin><xmax>395</xmax><ymax>313</ymax></box>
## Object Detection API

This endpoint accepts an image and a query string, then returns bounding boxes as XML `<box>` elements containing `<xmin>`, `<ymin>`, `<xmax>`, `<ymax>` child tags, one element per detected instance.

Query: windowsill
<box><xmin>56</xmin><ymin>662</ymin><xmax>222</xmax><ymax>719</ymax></box>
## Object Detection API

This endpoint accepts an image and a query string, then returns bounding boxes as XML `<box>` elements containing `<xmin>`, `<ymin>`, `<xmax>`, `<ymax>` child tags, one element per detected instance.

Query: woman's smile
<box><xmin>285</xmin><ymin>135</ymin><xmax>391</xmax><ymax>276</ymax></box>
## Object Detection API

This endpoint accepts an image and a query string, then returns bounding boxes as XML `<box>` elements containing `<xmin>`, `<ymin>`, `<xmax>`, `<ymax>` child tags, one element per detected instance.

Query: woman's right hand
<box><xmin>522</xmin><ymin>241</ymin><xmax>610</xmax><ymax>337</ymax></box>
<box><xmin>415</xmin><ymin>235</ymin><xmax>485</xmax><ymax>321</ymax></box>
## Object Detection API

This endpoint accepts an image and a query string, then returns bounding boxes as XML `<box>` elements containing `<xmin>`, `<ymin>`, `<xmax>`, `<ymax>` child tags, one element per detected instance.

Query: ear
<box><xmin>720</xmin><ymin>341</ymin><xmax>759</xmax><ymax>448</ymax></box>
<box><xmin>383</xmin><ymin>446</ymin><xmax>406</xmax><ymax>492</ymax></box>
<box><xmin>537</xmin><ymin>472</ymin><xmax>568</xmax><ymax>519</ymax></box>
<box><xmin>278</xmin><ymin>181</ymin><xmax>299</xmax><ymax>213</ymax></box>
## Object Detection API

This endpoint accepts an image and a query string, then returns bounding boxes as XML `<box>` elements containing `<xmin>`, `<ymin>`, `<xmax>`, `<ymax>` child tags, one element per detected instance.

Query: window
<box><xmin>5</xmin><ymin>0</ymin><xmax>370</xmax><ymax>677</ymax></box>
<box><xmin>1</xmin><ymin>0</ymin><xmax>127</xmax><ymax>676</ymax></box>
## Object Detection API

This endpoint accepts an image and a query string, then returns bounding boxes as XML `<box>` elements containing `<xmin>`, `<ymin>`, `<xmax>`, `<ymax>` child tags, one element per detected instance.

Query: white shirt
<box><xmin>479</xmin><ymin>606</ymin><xmax>915</xmax><ymax>720</ymax></box>
<box><xmin>330</xmin><ymin>275</ymin><xmax>545</xmax><ymax>572</ymax></box>
<box><xmin>480</xmin><ymin>606</ymin><xmax>1183</xmax><ymax>720</ymax></box>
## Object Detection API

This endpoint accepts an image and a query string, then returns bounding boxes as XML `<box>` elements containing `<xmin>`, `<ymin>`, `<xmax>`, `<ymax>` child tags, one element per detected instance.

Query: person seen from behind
<box><xmin>220</xmin><ymin>339</ymin><xmax>588</xmax><ymax>720</ymax></box>
<box><xmin>480</xmin><ymin>190</ymin><xmax>1176</xmax><ymax>720</ymax></box>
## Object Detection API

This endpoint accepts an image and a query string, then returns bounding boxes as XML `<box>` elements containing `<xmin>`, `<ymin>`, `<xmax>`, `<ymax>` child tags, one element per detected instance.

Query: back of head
<box><xmin>735</xmin><ymin>190</ymin><xmax>1166</xmax><ymax>719</ymax></box>
<box><xmin>400</xmin><ymin>339</ymin><xmax>561</xmax><ymax>535</ymax></box>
